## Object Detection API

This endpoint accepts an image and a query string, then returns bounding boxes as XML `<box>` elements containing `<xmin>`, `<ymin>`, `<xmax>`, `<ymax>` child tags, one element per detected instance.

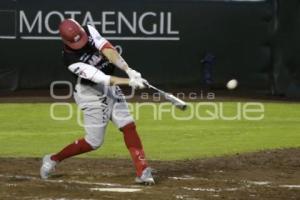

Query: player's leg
<box><xmin>120</xmin><ymin>122</ymin><xmax>154</xmax><ymax>185</ymax></box>
<box><xmin>40</xmin><ymin>87</ymin><xmax>110</xmax><ymax>179</ymax></box>
<box><xmin>50</xmin><ymin>104</ymin><xmax>108</xmax><ymax>162</ymax></box>
<box><xmin>110</xmin><ymin>86</ymin><xmax>154</xmax><ymax>184</ymax></box>
<box><xmin>40</xmin><ymin>135</ymin><xmax>94</xmax><ymax>179</ymax></box>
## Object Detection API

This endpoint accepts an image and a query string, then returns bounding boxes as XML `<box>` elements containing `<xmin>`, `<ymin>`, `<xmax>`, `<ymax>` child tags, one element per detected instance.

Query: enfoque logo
<box><xmin>49</xmin><ymin>81</ymin><xmax>265</xmax><ymax>126</ymax></box>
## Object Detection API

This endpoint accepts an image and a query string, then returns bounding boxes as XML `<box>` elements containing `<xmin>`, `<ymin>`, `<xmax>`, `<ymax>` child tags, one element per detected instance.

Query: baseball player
<box><xmin>40</xmin><ymin>19</ymin><xmax>154</xmax><ymax>185</ymax></box>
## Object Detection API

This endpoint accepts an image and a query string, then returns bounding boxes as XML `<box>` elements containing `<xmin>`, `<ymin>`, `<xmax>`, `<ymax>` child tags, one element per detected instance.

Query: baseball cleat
<box><xmin>135</xmin><ymin>167</ymin><xmax>155</xmax><ymax>185</ymax></box>
<box><xmin>40</xmin><ymin>154</ymin><xmax>57</xmax><ymax>179</ymax></box>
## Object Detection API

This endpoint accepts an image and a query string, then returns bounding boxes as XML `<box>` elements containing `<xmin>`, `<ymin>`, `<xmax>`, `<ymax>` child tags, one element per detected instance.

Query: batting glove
<box><xmin>126</xmin><ymin>68</ymin><xmax>142</xmax><ymax>80</ymax></box>
<box><xmin>129</xmin><ymin>77</ymin><xmax>147</xmax><ymax>89</ymax></box>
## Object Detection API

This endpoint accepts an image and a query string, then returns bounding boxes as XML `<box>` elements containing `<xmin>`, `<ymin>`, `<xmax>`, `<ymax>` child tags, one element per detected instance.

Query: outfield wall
<box><xmin>0</xmin><ymin>0</ymin><xmax>299</xmax><ymax>97</ymax></box>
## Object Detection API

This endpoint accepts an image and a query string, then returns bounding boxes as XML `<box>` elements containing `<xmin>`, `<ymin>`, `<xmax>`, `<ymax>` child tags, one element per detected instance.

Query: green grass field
<box><xmin>0</xmin><ymin>102</ymin><xmax>299</xmax><ymax>160</ymax></box>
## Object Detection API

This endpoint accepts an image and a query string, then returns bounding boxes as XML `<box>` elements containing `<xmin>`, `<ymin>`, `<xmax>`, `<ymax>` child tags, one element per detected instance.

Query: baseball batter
<box><xmin>40</xmin><ymin>19</ymin><xmax>154</xmax><ymax>185</ymax></box>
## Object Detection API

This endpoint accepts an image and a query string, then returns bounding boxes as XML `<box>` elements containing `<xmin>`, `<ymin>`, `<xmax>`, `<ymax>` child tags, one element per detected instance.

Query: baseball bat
<box><xmin>144</xmin><ymin>82</ymin><xmax>187</xmax><ymax>111</ymax></box>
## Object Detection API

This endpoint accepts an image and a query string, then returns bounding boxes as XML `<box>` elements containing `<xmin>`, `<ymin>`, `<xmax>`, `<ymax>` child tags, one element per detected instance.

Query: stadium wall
<box><xmin>0</xmin><ymin>0</ymin><xmax>299</xmax><ymax>97</ymax></box>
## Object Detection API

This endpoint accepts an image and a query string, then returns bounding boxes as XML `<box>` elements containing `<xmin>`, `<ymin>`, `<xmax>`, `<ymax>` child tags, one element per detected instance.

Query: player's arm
<box><xmin>68</xmin><ymin>62</ymin><xmax>144</xmax><ymax>88</ymax></box>
<box><xmin>101</xmin><ymin>46</ymin><xmax>142</xmax><ymax>80</ymax></box>
<box><xmin>101</xmin><ymin>47</ymin><xmax>129</xmax><ymax>71</ymax></box>
<box><xmin>86</xmin><ymin>25</ymin><xmax>143</xmax><ymax>79</ymax></box>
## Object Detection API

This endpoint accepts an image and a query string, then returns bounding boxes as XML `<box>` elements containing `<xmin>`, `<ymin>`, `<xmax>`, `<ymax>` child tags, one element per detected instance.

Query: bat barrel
<box><xmin>165</xmin><ymin>94</ymin><xmax>187</xmax><ymax>111</ymax></box>
<box><xmin>146</xmin><ymin>82</ymin><xmax>187</xmax><ymax>111</ymax></box>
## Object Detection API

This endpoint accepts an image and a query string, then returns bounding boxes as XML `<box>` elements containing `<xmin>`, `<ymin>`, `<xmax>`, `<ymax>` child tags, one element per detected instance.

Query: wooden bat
<box><xmin>144</xmin><ymin>82</ymin><xmax>187</xmax><ymax>111</ymax></box>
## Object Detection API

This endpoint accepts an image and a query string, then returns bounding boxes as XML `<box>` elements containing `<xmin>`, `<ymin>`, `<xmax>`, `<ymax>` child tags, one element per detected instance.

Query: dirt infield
<box><xmin>0</xmin><ymin>148</ymin><xmax>299</xmax><ymax>200</ymax></box>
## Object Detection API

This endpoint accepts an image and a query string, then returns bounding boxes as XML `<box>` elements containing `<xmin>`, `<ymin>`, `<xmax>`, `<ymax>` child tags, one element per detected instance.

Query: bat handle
<box><xmin>144</xmin><ymin>82</ymin><xmax>151</xmax><ymax>88</ymax></box>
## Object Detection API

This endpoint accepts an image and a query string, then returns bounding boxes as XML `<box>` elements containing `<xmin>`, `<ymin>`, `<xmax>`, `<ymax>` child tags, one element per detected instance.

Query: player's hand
<box><xmin>126</xmin><ymin>68</ymin><xmax>142</xmax><ymax>80</ymax></box>
<box><xmin>141</xmin><ymin>78</ymin><xmax>149</xmax><ymax>87</ymax></box>
<box><xmin>129</xmin><ymin>77</ymin><xmax>146</xmax><ymax>89</ymax></box>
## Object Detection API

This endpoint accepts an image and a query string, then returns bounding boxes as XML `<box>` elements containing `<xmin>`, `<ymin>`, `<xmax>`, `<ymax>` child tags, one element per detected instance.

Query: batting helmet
<box><xmin>59</xmin><ymin>19</ymin><xmax>88</xmax><ymax>50</ymax></box>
